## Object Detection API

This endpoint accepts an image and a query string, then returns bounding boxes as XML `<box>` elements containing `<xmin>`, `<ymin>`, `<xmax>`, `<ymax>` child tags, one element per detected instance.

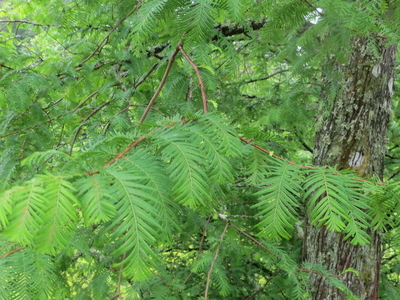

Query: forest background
<box><xmin>1</xmin><ymin>0</ymin><xmax>400</xmax><ymax>299</ymax></box>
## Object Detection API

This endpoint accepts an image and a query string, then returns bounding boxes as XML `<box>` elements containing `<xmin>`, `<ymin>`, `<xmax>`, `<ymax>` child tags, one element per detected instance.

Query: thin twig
<box><xmin>244</xmin><ymin>69</ymin><xmax>289</xmax><ymax>84</ymax></box>
<box><xmin>102</xmin><ymin>136</ymin><xmax>147</xmax><ymax>168</ymax></box>
<box><xmin>204</xmin><ymin>221</ymin><xmax>229</xmax><ymax>300</ymax></box>
<box><xmin>78</xmin><ymin>1</ymin><xmax>142</xmax><ymax>66</ymax></box>
<box><xmin>0</xmin><ymin>62</ymin><xmax>14</xmax><ymax>70</ymax></box>
<box><xmin>0</xmin><ymin>114</ymin><xmax>63</xmax><ymax>139</ymax></box>
<box><xmin>139</xmin><ymin>41</ymin><xmax>182</xmax><ymax>123</ymax></box>
<box><xmin>183</xmin><ymin>215</ymin><xmax>213</xmax><ymax>285</ymax></box>
<box><xmin>116</xmin><ymin>252</ymin><xmax>126</xmax><ymax>299</ymax></box>
<box><xmin>134</xmin><ymin>61</ymin><xmax>160</xmax><ymax>89</ymax></box>
<box><xmin>116</xmin><ymin>104</ymin><xmax>167</xmax><ymax>117</ymax></box>
<box><xmin>178</xmin><ymin>45</ymin><xmax>208</xmax><ymax>113</ymax></box>
<box><xmin>94</xmin><ymin>120</ymin><xmax>179</xmax><ymax>172</ymax></box>
<box><xmin>72</xmin><ymin>90</ymin><xmax>101</xmax><ymax>112</ymax></box>
<box><xmin>225</xmin><ymin>69</ymin><xmax>288</xmax><ymax>86</ymax></box>
<box><xmin>0</xmin><ymin>20</ymin><xmax>43</xmax><ymax>26</ymax></box>
<box><xmin>245</xmin><ymin>270</ymin><xmax>282</xmax><ymax>300</ymax></box>
<box><xmin>0</xmin><ymin>247</ymin><xmax>24</xmax><ymax>259</ymax></box>
<box><xmin>69</xmin><ymin>101</ymin><xmax>111</xmax><ymax>155</ymax></box>
<box><xmin>228</xmin><ymin>222</ymin><xmax>277</xmax><ymax>257</ymax></box>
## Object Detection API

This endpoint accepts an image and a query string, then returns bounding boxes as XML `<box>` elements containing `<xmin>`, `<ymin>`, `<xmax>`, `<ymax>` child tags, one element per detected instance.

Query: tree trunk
<box><xmin>303</xmin><ymin>36</ymin><xmax>397</xmax><ymax>299</ymax></box>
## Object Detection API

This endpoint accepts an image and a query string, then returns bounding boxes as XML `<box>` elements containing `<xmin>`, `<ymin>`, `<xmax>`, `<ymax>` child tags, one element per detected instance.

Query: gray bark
<box><xmin>304</xmin><ymin>36</ymin><xmax>397</xmax><ymax>299</ymax></box>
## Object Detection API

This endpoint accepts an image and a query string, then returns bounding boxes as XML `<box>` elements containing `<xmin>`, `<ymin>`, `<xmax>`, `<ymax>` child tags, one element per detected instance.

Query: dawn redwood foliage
<box><xmin>1</xmin><ymin>0</ymin><xmax>400</xmax><ymax>299</ymax></box>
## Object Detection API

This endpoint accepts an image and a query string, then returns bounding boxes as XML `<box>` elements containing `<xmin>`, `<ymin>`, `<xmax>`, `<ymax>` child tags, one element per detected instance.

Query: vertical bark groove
<box><xmin>304</xmin><ymin>36</ymin><xmax>397</xmax><ymax>299</ymax></box>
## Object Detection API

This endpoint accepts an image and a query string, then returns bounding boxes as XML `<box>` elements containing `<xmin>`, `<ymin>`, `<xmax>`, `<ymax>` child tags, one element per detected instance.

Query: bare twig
<box><xmin>134</xmin><ymin>61</ymin><xmax>160</xmax><ymax>89</ymax></box>
<box><xmin>244</xmin><ymin>69</ymin><xmax>289</xmax><ymax>84</ymax></box>
<box><xmin>0</xmin><ymin>62</ymin><xmax>14</xmax><ymax>70</ymax></box>
<box><xmin>139</xmin><ymin>41</ymin><xmax>182</xmax><ymax>123</ymax></box>
<box><xmin>116</xmin><ymin>104</ymin><xmax>167</xmax><ymax>117</ymax></box>
<box><xmin>0</xmin><ymin>247</ymin><xmax>24</xmax><ymax>259</ymax></box>
<box><xmin>72</xmin><ymin>90</ymin><xmax>101</xmax><ymax>113</ymax></box>
<box><xmin>204</xmin><ymin>221</ymin><xmax>229</xmax><ymax>300</ymax></box>
<box><xmin>0</xmin><ymin>114</ymin><xmax>63</xmax><ymax>139</ymax></box>
<box><xmin>178</xmin><ymin>45</ymin><xmax>208</xmax><ymax>113</ymax></box>
<box><xmin>183</xmin><ymin>215</ymin><xmax>213</xmax><ymax>285</ymax></box>
<box><xmin>228</xmin><ymin>222</ymin><xmax>277</xmax><ymax>257</ymax></box>
<box><xmin>69</xmin><ymin>101</ymin><xmax>111</xmax><ymax>155</ymax></box>
<box><xmin>78</xmin><ymin>1</ymin><xmax>142</xmax><ymax>66</ymax></box>
<box><xmin>245</xmin><ymin>270</ymin><xmax>282</xmax><ymax>300</ymax></box>
<box><xmin>116</xmin><ymin>253</ymin><xmax>126</xmax><ymax>299</ymax></box>
<box><xmin>102</xmin><ymin>136</ymin><xmax>147</xmax><ymax>168</ymax></box>
<box><xmin>0</xmin><ymin>20</ymin><xmax>43</xmax><ymax>26</ymax></box>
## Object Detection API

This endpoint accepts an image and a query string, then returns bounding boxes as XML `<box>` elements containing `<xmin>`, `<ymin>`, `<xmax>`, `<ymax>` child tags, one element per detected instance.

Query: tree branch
<box><xmin>139</xmin><ymin>40</ymin><xmax>182</xmax><ymax>123</ymax></box>
<box><xmin>0</xmin><ymin>247</ymin><xmax>24</xmax><ymax>259</ymax></box>
<box><xmin>69</xmin><ymin>101</ymin><xmax>111</xmax><ymax>155</ymax></box>
<box><xmin>78</xmin><ymin>1</ymin><xmax>142</xmax><ymax>66</ymax></box>
<box><xmin>213</xmin><ymin>18</ymin><xmax>267</xmax><ymax>38</ymax></box>
<box><xmin>178</xmin><ymin>45</ymin><xmax>208</xmax><ymax>113</ymax></box>
<box><xmin>204</xmin><ymin>221</ymin><xmax>229</xmax><ymax>300</ymax></box>
<box><xmin>244</xmin><ymin>69</ymin><xmax>289</xmax><ymax>84</ymax></box>
<box><xmin>183</xmin><ymin>215</ymin><xmax>213</xmax><ymax>285</ymax></box>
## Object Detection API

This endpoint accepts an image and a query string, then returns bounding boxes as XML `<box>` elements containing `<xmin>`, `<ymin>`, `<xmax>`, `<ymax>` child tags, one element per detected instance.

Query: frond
<box><xmin>224</xmin><ymin>0</ymin><xmax>246</xmax><ymax>22</ymax></box>
<box><xmin>369</xmin><ymin>181</ymin><xmax>400</xmax><ymax>230</ymax></box>
<box><xmin>185</xmin><ymin>122</ymin><xmax>234</xmax><ymax>184</ymax></box>
<box><xmin>198</xmin><ymin>114</ymin><xmax>242</xmax><ymax>157</ymax></box>
<box><xmin>191</xmin><ymin>253</ymin><xmax>214</xmax><ymax>273</ymax></box>
<box><xmin>303</xmin><ymin>168</ymin><xmax>371</xmax><ymax>244</ymax></box>
<box><xmin>252</xmin><ymin>160</ymin><xmax>302</xmax><ymax>240</ymax></box>
<box><xmin>35</xmin><ymin>174</ymin><xmax>80</xmax><ymax>254</ymax></box>
<box><xmin>3</xmin><ymin>180</ymin><xmax>47</xmax><ymax>245</ymax></box>
<box><xmin>123</xmin><ymin>151</ymin><xmax>178</xmax><ymax>238</ymax></box>
<box><xmin>180</xmin><ymin>0</ymin><xmax>218</xmax><ymax>42</ymax></box>
<box><xmin>131</xmin><ymin>0</ymin><xmax>169</xmax><ymax>39</ymax></box>
<box><xmin>154</xmin><ymin>125</ymin><xmax>212</xmax><ymax>208</ymax></box>
<box><xmin>6</xmin><ymin>248</ymin><xmax>56</xmax><ymax>300</ymax></box>
<box><xmin>102</xmin><ymin>152</ymin><xmax>170</xmax><ymax>279</ymax></box>
<box><xmin>77</xmin><ymin>174</ymin><xmax>117</xmax><ymax>224</ymax></box>
<box><xmin>244</xmin><ymin>147</ymin><xmax>270</xmax><ymax>185</ymax></box>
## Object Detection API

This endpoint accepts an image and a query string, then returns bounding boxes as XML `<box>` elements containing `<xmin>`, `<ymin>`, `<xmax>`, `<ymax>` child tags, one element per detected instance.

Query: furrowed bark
<box><xmin>304</xmin><ymin>36</ymin><xmax>397</xmax><ymax>299</ymax></box>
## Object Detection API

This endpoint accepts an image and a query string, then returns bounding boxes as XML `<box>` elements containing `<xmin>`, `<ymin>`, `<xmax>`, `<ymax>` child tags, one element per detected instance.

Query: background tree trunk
<box><xmin>304</xmin><ymin>36</ymin><xmax>397</xmax><ymax>299</ymax></box>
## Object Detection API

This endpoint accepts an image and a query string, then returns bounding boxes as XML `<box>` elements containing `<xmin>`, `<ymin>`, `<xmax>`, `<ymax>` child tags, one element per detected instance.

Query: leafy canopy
<box><xmin>1</xmin><ymin>0</ymin><xmax>400</xmax><ymax>299</ymax></box>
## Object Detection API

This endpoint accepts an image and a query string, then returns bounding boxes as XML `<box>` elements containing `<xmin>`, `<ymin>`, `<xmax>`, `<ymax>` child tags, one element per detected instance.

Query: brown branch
<box><xmin>204</xmin><ymin>221</ymin><xmax>229</xmax><ymax>300</ymax></box>
<box><xmin>178</xmin><ymin>45</ymin><xmax>208</xmax><ymax>113</ymax></box>
<box><xmin>98</xmin><ymin>120</ymin><xmax>179</xmax><ymax>170</ymax></box>
<box><xmin>0</xmin><ymin>247</ymin><xmax>24</xmax><ymax>259</ymax></box>
<box><xmin>139</xmin><ymin>41</ymin><xmax>182</xmax><ymax>123</ymax></box>
<box><xmin>78</xmin><ymin>1</ymin><xmax>142</xmax><ymax>66</ymax></box>
<box><xmin>102</xmin><ymin>136</ymin><xmax>147</xmax><ymax>168</ymax></box>
<box><xmin>0</xmin><ymin>62</ymin><xmax>15</xmax><ymax>70</ymax></box>
<box><xmin>134</xmin><ymin>61</ymin><xmax>160</xmax><ymax>89</ymax></box>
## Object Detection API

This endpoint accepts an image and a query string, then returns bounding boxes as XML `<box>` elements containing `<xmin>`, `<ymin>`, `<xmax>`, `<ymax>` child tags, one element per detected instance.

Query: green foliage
<box><xmin>1</xmin><ymin>0</ymin><xmax>400</xmax><ymax>298</ymax></box>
